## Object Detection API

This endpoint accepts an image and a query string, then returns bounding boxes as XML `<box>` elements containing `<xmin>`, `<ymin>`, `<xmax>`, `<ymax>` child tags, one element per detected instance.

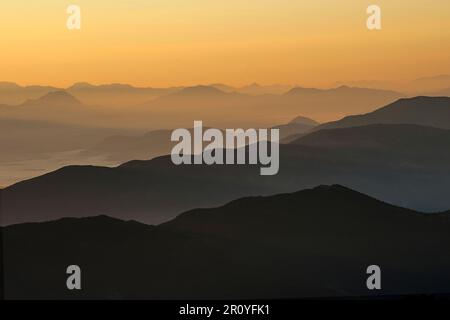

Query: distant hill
<box><xmin>3</xmin><ymin>121</ymin><xmax>450</xmax><ymax>225</ymax></box>
<box><xmin>149</xmin><ymin>85</ymin><xmax>248</xmax><ymax>107</ymax></box>
<box><xmin>0</xmin><ymin>82</ymin><xmax>61</xmax><ymax>105</ymax></box>
<box><xmin>210</xmin><ymin>83</ymin><xmax>294</xmax><ymax>95</ymax></box>
<box><xmin>289</xmin><ymin>115</ymin><xmax>319</xmax><ymax>126</ymax></box>
<box><xmin>238</xmin><ymin>83</ymin><xmax>294</xmax><ymax>95</ymax></box>
<box><xmin>4</xmin><ymin>185</ymin><xmax>450</xmax><ymax>299</ymax></box>
<box><xmin>272</xmin><ymin>115</ymin><xmax>319</xmax><ymax>140</ymax></box>
<box><xmin>313</xmin><ymin>96</ymin><xmax>450</xmax><ymax>131</ymax></box>
<box><xmin>0</xmin><ymin>82</ymin><xmax>405</xmax><ymax>128</ymax></box>
<box><xmin>67</xmin><ymin>82</ymin><xmax>182</xmax><ymax>106</ymax></box>
<box><xmin>144</xmin><ymin>85</ymin><xmax>403</xmax><ymax>127</ymax></box>
<box><xmin>285</xmin><ymin>85</ymin><xmax>401</xmax><ymax>98</ymax></box>
<box><xmin>21</xmin><ymin>91</ymin><xmax>83</xmax><ymax>108</ymax></box>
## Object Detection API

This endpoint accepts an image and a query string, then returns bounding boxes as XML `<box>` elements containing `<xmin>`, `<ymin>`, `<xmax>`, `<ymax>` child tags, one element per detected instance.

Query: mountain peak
<box><xmin>0</xmin><ymin>81</ymin><xmax>21</xmax><ymax>90</ymax></box>
<box><xmin>24</xmin><ymin>90</ymin><xmax>83</xmax><ymax>107</ymax></box>
<box><xmin>285</xmin><ymin>87</ymin><xmax>323</xmax><ymax>95</ymax></box>
<box><xmin>289</xmin><ymin>115</ymin><xmax>319</xmax><ymax>126</ymax></box>
<box><xmin>69</xmin><ymin>82</ymin><xmax>95</xmax><ymax>90</ymax></box>
<box><xmin>169</xmin><ymin>85</ymin><xmax>227</xmax><ymax>97</ymax></box>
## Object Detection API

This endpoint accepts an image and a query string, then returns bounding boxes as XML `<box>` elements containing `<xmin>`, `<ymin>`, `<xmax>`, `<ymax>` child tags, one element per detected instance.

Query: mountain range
<box><xmin>143</xmin><ymin>85</ymin><xmax>404</xmax><ymax>126</ymax></box>
<box><xmin>0</xmin><ymin>83</ymin><xmax>404</xmax><ymax>128</ymax></box>
<box><xmin>282</xmin><ymin>96</ymin><xmax>450</xmax><ymax>142</ymax></box>
<box><xmin>2</xmin><ymin>98</ymin><xmax>450</xmax><ymax>225</ymax></box>
<box><xmin>3</xmin><ymin>185</ymin><xmax>450</xmax><ymax>299</ymax></box>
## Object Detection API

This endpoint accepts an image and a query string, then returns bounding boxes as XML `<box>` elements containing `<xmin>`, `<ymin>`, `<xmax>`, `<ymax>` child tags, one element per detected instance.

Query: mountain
<box><xmin>21</xmin><ymin>91</ymin><xmax>83</xmax><ymax>108</ymax></box>
<box><xmin>333</xmin><ymin>80</ymin><xmax>398</xmax><ymax>91</ymax></box>
<box><xmin>238</xmin><ymin>83</ymin><xmax>294</xmax><ymax>95</ymax></box>
<box><xmin>0</xmin><ymin>82</ymin><xmax>61</xmax><ymax>105</ymax></box>
<box><xmin>272</xmin><ymin>115</ymin><xmax>319</xmax><ymax>140</ymax></box>
<box><xmin>67</xmin><ymin>82</ymin><xmax>182</xmax><ymax>106</ymax></box>
<box><xmin>4</xmin><ymin>186</ymin><xmax>450</xmax><ymax>299</ymax></box>
<box><xmin>313</xmin><ymin>96</ymin><xmax>450</xmax><ymax>132</ymax></box>
<box><xmin>0</xmin><ymin>90</ymin><xmax>86</xmax><ymax>125</ymax></box>
<box><xmin>209</xmin><ymin>83</ymin><xmax>237</xmax><ymax>93</ymax></box>
<box><xmin>210</xmin><ymin>83</ymin><xmax>294</xmax><ymax>95</ymax></box>
<box><xmin>0</xmin><ymin>82</ymin><xmax>405</xmax><ymax>129</ymax></box>
<box><xmin>168</xmin><ymin>85</ymin><xmax>229</xmax><ymax>97</ymax></box>
<box><xmin>144</xmin><ymin>85</ymin><xmax>403</xmax><ymax>127</ymax></box>
<box><xmin>286</xmin><ymin>85</ymin><xmax>401</xmax><ymax>98</ymax></box>
<box><xmin>3</xmin><ymin>121</ymin><xmax>450</xmax><ymax>226</ymax></box>
<box><xmin>289</xmin><ymin>115</ymin><xmax>319</xmax><ymax>126</ymax></box>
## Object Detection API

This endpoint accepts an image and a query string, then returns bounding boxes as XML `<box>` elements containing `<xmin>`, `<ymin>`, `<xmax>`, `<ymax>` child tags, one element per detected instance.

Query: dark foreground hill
<box><xmin>3</xmin><ymin>185</ymin><xmax>450</xmax><ymax>299</ymax></box>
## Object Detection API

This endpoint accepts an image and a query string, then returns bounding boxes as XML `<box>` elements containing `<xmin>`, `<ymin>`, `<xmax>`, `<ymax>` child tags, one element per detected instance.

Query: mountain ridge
<box><xmin>4</xmin><ymin>185</ymin><xmax>450</xmax><ymax>299</ymax></box>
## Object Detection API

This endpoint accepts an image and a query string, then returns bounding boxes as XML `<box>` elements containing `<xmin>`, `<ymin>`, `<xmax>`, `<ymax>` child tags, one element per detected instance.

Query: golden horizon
<box><xmin>0</xmin><ymin>0</ymin><xmax>449</xmax><ymax>87</ymax></box>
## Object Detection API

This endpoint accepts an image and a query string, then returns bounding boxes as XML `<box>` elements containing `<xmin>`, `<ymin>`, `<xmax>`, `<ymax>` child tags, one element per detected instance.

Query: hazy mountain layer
<box><xmin>2</xmin><ymin>122</ymin><xmax>450</xmax><ymax>225</ymax></box>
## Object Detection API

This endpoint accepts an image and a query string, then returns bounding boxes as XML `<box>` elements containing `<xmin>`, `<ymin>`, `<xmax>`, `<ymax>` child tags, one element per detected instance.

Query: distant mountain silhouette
<box><xmin>0</xmin><ymin>82</ymin><xmax>404</xmax><ymax>129</ymax></box>
<box><xmin>3</xmin><ymin>122</ymin><xmax>450</xmax><ymax>225</ymax></box>
<box><xmin>209</xmin><ymin>83</ymin><xmax>294</xmax><ymax>95</ymax></box>
<box><xmin>169</xmin><ymin>85</ymin><xmax>229</xmax><ymax>97</ymax></box>
<box><xmin>313</xmin><ymin>96</ymin><xmax>450</xmax><ymax>131</ymax></box>
<box><xmin>238</xmin><ymin>83</ymin><xmax>294</xmax><ymax>95</ymax></box>
<box><xmin>3</xmin><ymin>185</ymin><xmax>450</xmax><ymax>299</ymax></box>
<box><xmin>272</xmin><ymin>115</ymin><xmax>319</xmax><ymax>140</ymax></box>
<box><xmin>21</xmin><ymin>91</ymin><xmax>83</xmax><ymax>108</ymax></box>
<box><xmin>149</xmin><ymin>85</ymin><xmax>247</xmax><ymax>107</ymax></box>
<box><xmin>142</xmin><ymin>85</ymin><xmax>403</xmax><ymax>127</ymax></box>
<box><xmin>289</xmin><ymin>115</ymin><xmax>319</xmax><ymax>126</ymax></box>
<box><xmin>0</xmin><ymin>82</ymin><xmax>61</xmax><ymax>105</ymax></box>
<box><xmin>67</xmin><ymin>82</ymin><xmax>182</xmax><ymax>106</ymax></box>
<box><xmin>334</xmin><ymin>80</ymin><xmax>397</xmax><ymax>91</ymax></box>
<box><xmin>286</xmin><ymin>85</ymin><xmax>401</xmax><ymax>98</ymax></box>
<box><xmin>209</xmin><ymin>83</ymin><xmax>237</xmax><ymax>93</ymax></box>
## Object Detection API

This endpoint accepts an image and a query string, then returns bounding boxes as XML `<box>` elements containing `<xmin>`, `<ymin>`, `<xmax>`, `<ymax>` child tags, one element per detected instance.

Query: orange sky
<box><xmin>0</xmin><ymin>0</ymin><xmax>449</xmax><ymax>87</ymax></box>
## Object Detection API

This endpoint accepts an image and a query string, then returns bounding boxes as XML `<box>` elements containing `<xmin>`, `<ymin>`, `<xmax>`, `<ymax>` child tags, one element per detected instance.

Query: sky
<box><xmin>0</xmin><ymin>0</ymin><xmax>449</xmax><ymax>87</ymax></box>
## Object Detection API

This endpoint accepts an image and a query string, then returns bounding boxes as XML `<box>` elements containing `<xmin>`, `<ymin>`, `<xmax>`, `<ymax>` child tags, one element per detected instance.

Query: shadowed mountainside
<box><xmin>316</xmin><ymin>96</ymin><xmax>450</xmax><ymax>130</ymax></box>
<box><xmin>2</xmin><ymin>122</ymin><xmax>450</xmax><ymax>225</ymax></box>
<box><xmin>281</xmin><ymin>96</ymin><xmax>450</xmax><ymax>143</ymax></box>
<box><xmin>3</xmin><ymin>185</ymin><xmax>450</xmax><ymax>299</ymax></box>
